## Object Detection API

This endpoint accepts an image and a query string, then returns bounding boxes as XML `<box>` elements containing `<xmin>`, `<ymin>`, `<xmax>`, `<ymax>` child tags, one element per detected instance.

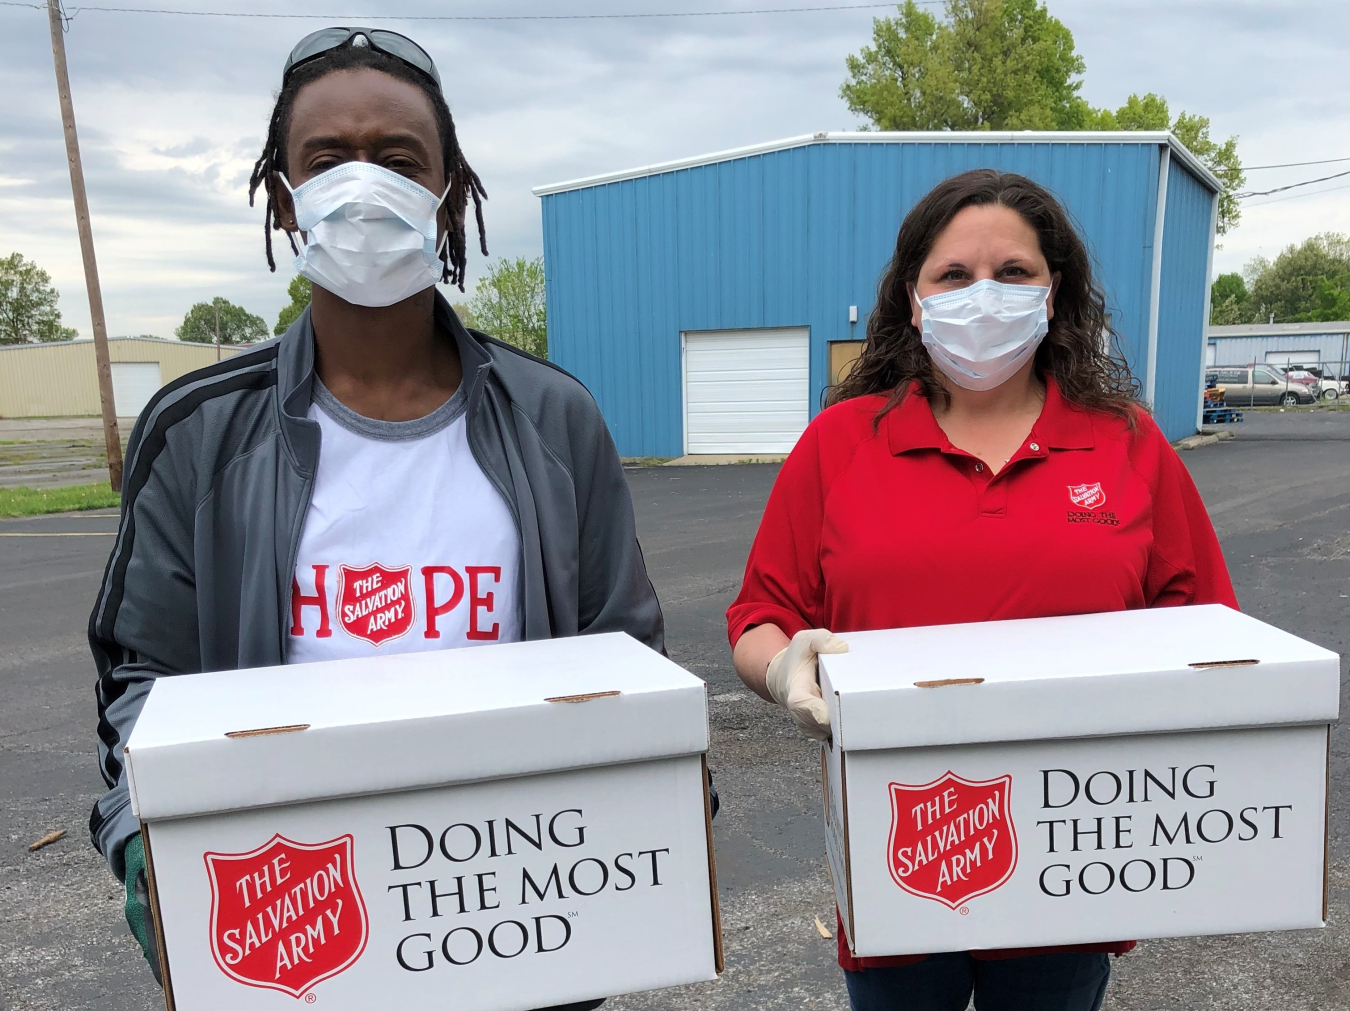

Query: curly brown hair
<box><xmin>829</xmin><ymin>169</ymin><xmax>1141</xmax><ymax>422</ymax></box>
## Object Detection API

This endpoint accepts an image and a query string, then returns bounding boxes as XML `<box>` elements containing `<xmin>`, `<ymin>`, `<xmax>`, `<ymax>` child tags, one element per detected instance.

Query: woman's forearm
<box><xmin>732</xmin><ymin>622</ymin><xmax>790</xmax><ymax>702</ymax></box>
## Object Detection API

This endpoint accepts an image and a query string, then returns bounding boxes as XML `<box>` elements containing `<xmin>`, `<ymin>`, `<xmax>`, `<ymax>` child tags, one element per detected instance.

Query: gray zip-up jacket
<box><xmin>89</xmin><ymin>294</ymin><xmax>663</xmax><ymax>878</ymax></box>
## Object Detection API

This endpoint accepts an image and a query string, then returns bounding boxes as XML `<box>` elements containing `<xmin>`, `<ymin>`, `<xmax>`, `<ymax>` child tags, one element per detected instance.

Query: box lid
<box><xmin>817</xmin><ymin>605</ymin><xmax>1340</xmax><ymax>751</ymax></box>
<box><xmin>125</xmin><ymin>633</ymin><xmax>706</xmax><ymax>821</ymax></box>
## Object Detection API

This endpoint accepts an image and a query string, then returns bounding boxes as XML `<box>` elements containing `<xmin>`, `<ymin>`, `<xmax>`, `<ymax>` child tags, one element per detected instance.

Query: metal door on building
<box><xmin>681</xmin><ymin>328</ymin><xmax>809</xmax><ymax>455</ymax></box>
<box><xmin>110</xmin><ymin>361</ymin><xmax>163</xmax><ymax>418</ymax></box>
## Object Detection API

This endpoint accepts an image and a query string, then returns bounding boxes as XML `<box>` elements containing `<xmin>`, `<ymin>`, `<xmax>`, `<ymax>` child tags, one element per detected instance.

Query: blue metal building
<box><xmin>1207</xmin><ymin>322</ymin><xmax>1350</xmax><ymax>381</ymax></box>
<box><xmin>535</xmin><ymin>132</ymin><xmax>1221</xmax><ymax>457</ymax></box>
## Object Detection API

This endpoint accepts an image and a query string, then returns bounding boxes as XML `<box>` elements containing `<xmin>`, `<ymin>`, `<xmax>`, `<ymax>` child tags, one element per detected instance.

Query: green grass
<box><xmin>620</xmin><ymin>456</ymin><xmax>675</xmax><ymax>468</ymax></box>
<box><xmin>0</xmin><ymin>483</ymin><xmax>120</xmax><ymax>517</ymax></box>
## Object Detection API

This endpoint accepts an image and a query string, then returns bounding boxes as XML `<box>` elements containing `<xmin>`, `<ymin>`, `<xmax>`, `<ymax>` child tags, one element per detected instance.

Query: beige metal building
<box><xmin>0</xmin><ymin>337</ymin><xmax>249</xmax><ymax>419</ymax></box>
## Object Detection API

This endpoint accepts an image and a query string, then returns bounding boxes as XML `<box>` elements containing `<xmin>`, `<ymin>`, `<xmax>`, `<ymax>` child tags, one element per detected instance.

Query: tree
<box><xmin>1289</xmin><ymin>275</ymin><xmax>1350</xmax><ymax>323</ymax></box>
<box><xmin>840</xmin><ymin>2</ymin><xmax>1245</xmax><ymax>232</ymax></box>
<box><xmin>0</xmin><ymin>253</ymin><xmax>78</xmax><ymax>344</ymax></box>
<box><xmin>1245</xmin><ymin>234</ymin><xmax>1350</xmax><ymax>324</ymax></box>
<box><xmin>1092</xmin><ymin>91</ymin><xmax>1169</xmax><ymax>131</ymax></box>
<box><xmin>841</xmin><ymin>0</ymin><xmax>1092</xmax><ymax>132</ymax></box>
<box><xmin>451</xmin><ymin>302</ymin><xmax>476</xmax><ymax>329</ymax></box>
<box><xmin>274</xmin><ymin>276</ymin><xmax>312</xmax><ymax>336</ymax></box>
<box><xmin>1209</xmin><ymin>272</ymin><xmax>1250</xmax><ymax>325</ymax></box>
<box><xmin>176</xmin><ymin>297</ymin><xmax>268</xmax><ymax>345</ymax></box>
<box><xmin>466</xmin><ymin>257</ymin><xmax>546</xmax><ymax>358</ymax></box>
<box><xmin>1091</xmin><ymin>94</ymin><xmax>1245</xmax><ymax>235</ymax></box>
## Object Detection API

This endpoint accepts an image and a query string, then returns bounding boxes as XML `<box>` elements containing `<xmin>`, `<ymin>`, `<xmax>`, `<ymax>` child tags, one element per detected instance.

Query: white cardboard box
<box><xmin>817</xmin><ymin>604</ymin><xmax>1339</xmax><ymax>957</ymax></box>
<box><xmin>125</xmin><ymin>633</ymin><xmax>722</xmax><ymax>1010</ymax></box>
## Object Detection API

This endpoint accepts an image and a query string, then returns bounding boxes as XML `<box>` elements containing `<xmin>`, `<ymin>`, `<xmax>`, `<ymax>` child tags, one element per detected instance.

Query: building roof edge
<box><xmin>1209</xmin><ymin>322</ymin><xmax>1350</xmax><ymax>338</ymax></box>
<box><xmin>532</xmin><ymin>130</ymin><xmax>1222</xmax><ymax>197</ymax></box>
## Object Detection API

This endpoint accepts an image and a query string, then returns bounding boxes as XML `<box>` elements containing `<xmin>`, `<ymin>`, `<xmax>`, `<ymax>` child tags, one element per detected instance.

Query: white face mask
<box><xmin>282</xmin><ymin>162</ymin><xmax>450</xmax><ymax>309</ymax></box>
<box><xmin>919</xmin><ymin>278</ymin><xmax>1051</xmax><ymax>391</ymax></box>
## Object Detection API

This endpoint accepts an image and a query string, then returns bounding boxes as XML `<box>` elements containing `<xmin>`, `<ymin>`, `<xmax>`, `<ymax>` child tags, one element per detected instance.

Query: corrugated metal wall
<box><xmin>1153</xmin><ymin>162</ymin><xmax>1215</xmax><ymax>440</ymax></box>
<box><xmin>1211</xmin><ymin>334</ymin><xmax>1350</xmax><ymax>373</ymax></box>
<box><xmin>0</xmin><ymin>338</ymin><xmax>247</xmax><ymax>418</ymax></box>
<box><xmin>542</xmin><ymin>138</ymin><xmax>1215</xmax><ymax>457</ymax></box>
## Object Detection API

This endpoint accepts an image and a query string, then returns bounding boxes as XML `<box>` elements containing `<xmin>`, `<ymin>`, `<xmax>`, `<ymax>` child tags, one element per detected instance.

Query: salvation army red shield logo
<box><xmin>887</xmin><ymin>772</ymin><xmax>1017</xmax><ymax>909</ymax></box>
<box><xmin>205</xmin><ymin>834</ymin><xmax>369</xmax><ymax>998</ymax></box>
<box><xmin>1067</xmin><ymin>482</ymin><xmax>1106</xmax><ymax>510</ymax></box>
<box><xmin>338</xmin><ymin>563</ymin><xmax>416</xmax><ymax>646</ymax></box>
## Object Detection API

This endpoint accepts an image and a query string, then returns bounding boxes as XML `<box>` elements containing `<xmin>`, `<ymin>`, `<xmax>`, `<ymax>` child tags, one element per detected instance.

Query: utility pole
<box><xmin>214</xmin><ymin>300</ymin><xmax>221</xmax><ymax>362</ymax></box>
<box><xmin>46</xmin><ymin>0</ymin><xmax>123</xmax><ymax>492</ymax></box>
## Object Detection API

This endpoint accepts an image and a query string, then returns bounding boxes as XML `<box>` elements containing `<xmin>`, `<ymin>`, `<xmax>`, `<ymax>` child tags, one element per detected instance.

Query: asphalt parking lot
<box><xmin>3</xmin><ymin>409</ymin><xmax>1349</xmax><ymax>1011</ymax></box>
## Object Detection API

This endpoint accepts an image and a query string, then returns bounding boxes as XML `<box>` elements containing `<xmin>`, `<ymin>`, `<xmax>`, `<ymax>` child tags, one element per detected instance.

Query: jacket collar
<box><xmin>273</xmin><ymin>289</ymin><xmax>494</xmax><ymax>474</ymax></box>
<box><xmin>885</xmin><ymin>376</ymin><xmax>1096</xmax><ymax>456</ymax></box>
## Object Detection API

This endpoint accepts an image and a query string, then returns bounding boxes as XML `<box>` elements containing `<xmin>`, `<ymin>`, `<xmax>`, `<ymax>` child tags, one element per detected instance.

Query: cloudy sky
<box><xmin>2</xmin><ymin>0</ymin><xmax>1347</xmax><ymax>339</ymax></box>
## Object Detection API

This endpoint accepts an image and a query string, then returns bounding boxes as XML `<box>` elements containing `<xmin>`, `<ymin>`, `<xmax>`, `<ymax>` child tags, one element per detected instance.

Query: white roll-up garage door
<box><xmin>110</xmin><ymin>362</ymin><xmax>163</xmax><ymax>418</ymax></box>
<box><xmin>682</xmin><ymin>328</ymin><xmax>810</xmax><ymax>454</ymax></box>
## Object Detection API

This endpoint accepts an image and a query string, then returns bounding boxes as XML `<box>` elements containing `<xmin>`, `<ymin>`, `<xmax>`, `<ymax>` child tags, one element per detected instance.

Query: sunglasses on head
<box><xmin>283</xmin><ymin>27</ymin><xmax>441</xmax><ymax>88</ymax></box>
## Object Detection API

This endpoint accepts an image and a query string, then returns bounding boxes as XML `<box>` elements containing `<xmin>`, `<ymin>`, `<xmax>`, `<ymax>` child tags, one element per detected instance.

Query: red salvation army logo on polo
<box><xmin>339</xmin><ymin>563</ymin><xmax>415</xmax><ymax>646</ymax></box>
<box><xmin>1067</xmin><ymin>482</ymin><xmax>1106</xmax><ymax>510</ymax></box>
<box><xmin>887</xmin><ymin>773</ymin><xmax>1017</xmax><ymax>909</ymax></box>
<box><xmin>205</xmin><ymin>834</ymin><xmax>369</xmax><ymax>998</ymax></box>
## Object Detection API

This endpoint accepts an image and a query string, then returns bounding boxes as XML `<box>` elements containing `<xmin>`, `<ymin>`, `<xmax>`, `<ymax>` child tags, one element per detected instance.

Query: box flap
<box><xmin>126</xmin><ymin>633</ymin><xmax>706</xmax><ymax>821</ymax></box>
<box><xmin>818</xmin><ymin>605</ymin><xmax>1339</xmax><ymax>751</ymax></box>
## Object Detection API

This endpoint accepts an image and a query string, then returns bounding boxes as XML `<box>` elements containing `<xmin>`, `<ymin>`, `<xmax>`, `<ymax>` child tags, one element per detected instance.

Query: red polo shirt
<box><xmin>727</xmin><ymin>380</ymin><xmax>1237</xmax><ymax>970</ymax></box>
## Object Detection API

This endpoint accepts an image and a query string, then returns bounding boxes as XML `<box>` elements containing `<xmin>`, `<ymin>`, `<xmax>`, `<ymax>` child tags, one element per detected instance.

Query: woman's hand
<box><xmin>734</xmin><ymin>624</ymin><xmax>848</xmax><ymax>741</ymax></box>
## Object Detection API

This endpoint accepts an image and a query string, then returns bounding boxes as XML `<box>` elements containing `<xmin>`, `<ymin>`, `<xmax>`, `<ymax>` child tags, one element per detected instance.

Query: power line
<box><xmin>1244</xmin><ymin>181</ymin><xmax>1350</xmax><ymax>209</ymax></box>
<box><xmin>0</xmin><ymin>0</ymin><xmax>934</xmax><ymax>18</ymax></box>
<box><xmin>1237</xmin><ymin>169</ymin><xmax>1350</xmax><ymax>199</ymax></box>
<box><xmin>7</xmin><ymin>0</ymin><xmax>1345</xmax><ymax>183</ymax></box>
<box><xmin>1242</xmin><ymin>156</ymin><xmax>1350</xmax><ymax>171</ymax></box>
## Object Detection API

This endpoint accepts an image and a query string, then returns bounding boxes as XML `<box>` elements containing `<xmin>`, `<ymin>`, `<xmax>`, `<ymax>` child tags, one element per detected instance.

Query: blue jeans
<box><xmin>845</xmin><ymin>951</ymin><xmax>1110</xmax><ymax>1011</ymax></box>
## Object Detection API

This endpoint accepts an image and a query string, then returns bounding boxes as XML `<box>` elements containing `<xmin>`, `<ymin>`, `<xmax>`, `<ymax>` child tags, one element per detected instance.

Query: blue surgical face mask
<box><xmin>919</xmin><ymin>279</ymin><xmax>1051</xmax><ymax>391</ymax></box>
<box><xmin>282</xmin><ymin>162</ymin><xmax>451</xmax><ymax>308</ymax></box>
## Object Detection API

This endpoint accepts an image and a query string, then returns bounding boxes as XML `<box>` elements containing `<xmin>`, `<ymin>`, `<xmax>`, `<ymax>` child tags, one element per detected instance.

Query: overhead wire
<box><xmin>1237</xmin><ymin>169</ymin><xmax>1350</xmax><ymax>200</ymax></box>
<box><xmin>6</xmin><ymin>0</ymin><xmax>1348</xmax><ymax>202</ymax></box>
<box><xmin>1244</xmin><ymin>182</ymin><xmax>1350</xmax><ymax>209</ymax></box>
<box><xmin>0</xmin><ymin>0</ymin><xmax>936</xmax><ymax>17</ymax></box>
<box><xmin>1242</xmin><ymin>156</ymin><xmax>1350</xmax><ymax>171</ymax></box>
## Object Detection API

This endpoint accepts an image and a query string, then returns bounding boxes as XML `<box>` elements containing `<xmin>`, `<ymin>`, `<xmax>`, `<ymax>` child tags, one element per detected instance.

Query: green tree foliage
<box><xmin>466</xmin><ymin>257</ymin><xmax>546</xmax><ymax>358</ymax></box>
<box><xmin>0</xmin><ymin>253</ymin><xmax>78</xmax><ymax>344</ymax></box>
<box><xmin>1091</xmin><ymin>92</ymin><xmax>1169</xmax><ymax>130</ymax></box>
<box><xmin>1291</xmin><ymin>275</ymin><xmax>1350</xmax><ymax>323</ymax></box>
<box><xmin>1092</xmin><ymin>94</ymin><xmax>1244</xmax><ymax>235</ymax></box>
<box><xmin>1208</xmin><ymin>272</ymin><xmax>1250</xmax><ymax>325</ymax></box>
<box><xmin>1211</xmin><ymin>234</ymin><xmax>1350</xmax><ymax>324</ymax></box>
<box><xmin>1247</xmin><ymin>234</ymin><xmax>1350</xmax><ymax>324</ymax></box>
<box><xmin>1171</xmin><ymin>113</ymin><xmax>1243</xmax><ymax>235</ymax></box>
<box><xmin>841</xmin><ymin>0</ymin><xmax>1091</xmax><ymax>132</ymax></box>
<box><xmin>274</xmin><ymin>276</ymin><xmax>312</xmax><ymax>336</ymax></box>
<box><xmin>840</xmin><ymin>1</ymin><xmax>1244</xmax><ymax>233</ymax></box>
<box><xmin>451</xmin><ymin>302</ymin><xmax>476</xmax><ymax>329</ymax></box>
<box><xmin>176</xmin><ymin>297</ymin><xmax>268</xmax><ymax>345</ymax></box>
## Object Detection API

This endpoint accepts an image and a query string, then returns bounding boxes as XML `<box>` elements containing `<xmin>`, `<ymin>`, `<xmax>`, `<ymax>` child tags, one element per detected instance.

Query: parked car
<box><xmin>1284</xmin><ymin>368</ymin><xmax>1343</xmax><ymax>401</ymax></box>
<box><xmin>1205</xmin><ymin>366</ymin><xmax>1319</xmax><ymax>406</ymax></box>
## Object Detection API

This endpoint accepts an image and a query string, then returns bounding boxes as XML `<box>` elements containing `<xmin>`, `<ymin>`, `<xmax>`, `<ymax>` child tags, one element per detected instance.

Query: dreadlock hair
<box><xmin>247</xmin><ymin>43</ymin><xmax>487</xmax><ymax>291</ymax></box>
<box><xmin>829</xmin><ymin>169</ymin><xmax>1141</xmax><ymax>425</ymax></box>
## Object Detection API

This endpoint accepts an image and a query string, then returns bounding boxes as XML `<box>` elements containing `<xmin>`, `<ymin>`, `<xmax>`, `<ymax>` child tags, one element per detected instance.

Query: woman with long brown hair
<box><xmin>727</xmin><ymin>169</ymin><xmax>1236</xmax><ymax>1010</ymax></box>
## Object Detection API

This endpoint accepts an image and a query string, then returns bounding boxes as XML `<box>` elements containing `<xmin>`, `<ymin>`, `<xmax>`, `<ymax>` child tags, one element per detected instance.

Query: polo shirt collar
<box><xmin>885</xmin><ymin>377</ymin><xmax>1096</xmax><ymax>456</ymax></box>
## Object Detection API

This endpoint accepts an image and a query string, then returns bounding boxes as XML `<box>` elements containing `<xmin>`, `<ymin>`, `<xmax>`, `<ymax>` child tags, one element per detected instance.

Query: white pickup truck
<box><xmin>1285</xmin><ymin>369</ymin><xmax>1346</xmax><ymax>401</ymax></box>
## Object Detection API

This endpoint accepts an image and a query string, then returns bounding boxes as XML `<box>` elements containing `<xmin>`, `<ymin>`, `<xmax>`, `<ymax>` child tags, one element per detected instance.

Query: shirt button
<box><xmin>975</xmin><ymin>463</ymin><xmax>984</xmax><ymax>472</ymax></box>
<box><xmin>1029</xmin><ymin>442</ymin><xmax>1040</xmax><ymax>452</ymax></box>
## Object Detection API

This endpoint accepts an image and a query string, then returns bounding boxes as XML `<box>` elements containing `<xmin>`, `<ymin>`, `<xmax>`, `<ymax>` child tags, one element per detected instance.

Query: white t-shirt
<box><xmin>287</xmin><ymin>379</ymin><xmax>522</xmax><ymax>665</ymax></box>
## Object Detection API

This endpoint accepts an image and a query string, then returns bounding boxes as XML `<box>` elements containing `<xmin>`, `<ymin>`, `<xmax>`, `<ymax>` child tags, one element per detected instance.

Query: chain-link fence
<box><xmin>1205</xmin><ymin>359</ymin><xmax>1348</xmax><ymax>411</ymax></box>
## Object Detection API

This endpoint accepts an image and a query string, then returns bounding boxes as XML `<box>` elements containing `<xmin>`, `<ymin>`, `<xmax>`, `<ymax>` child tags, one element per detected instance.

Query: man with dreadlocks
<box><xmin>88</xmin><ymin>30</ymin><xmax>660</xmax><ymax>1010</ymax></box>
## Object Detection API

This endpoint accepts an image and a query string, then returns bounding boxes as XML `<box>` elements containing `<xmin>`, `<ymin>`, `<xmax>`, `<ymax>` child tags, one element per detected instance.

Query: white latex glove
<box><xmin>765</xmin><ymin>628</ymin><xmax>849</xmax><ymax>742</ymax></box>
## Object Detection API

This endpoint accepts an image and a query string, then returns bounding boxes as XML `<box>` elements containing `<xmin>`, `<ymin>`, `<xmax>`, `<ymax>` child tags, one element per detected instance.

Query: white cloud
<box><xmin>2</xmin><ymin>0</ymin><xmax>1346</xmax><ymax>339</ymax></box>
